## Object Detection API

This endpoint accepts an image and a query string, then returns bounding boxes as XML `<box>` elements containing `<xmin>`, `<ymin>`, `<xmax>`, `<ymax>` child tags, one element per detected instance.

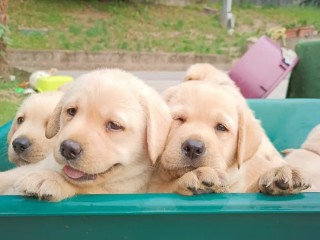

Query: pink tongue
<box><xmin>63</xmin><ymin>165</ymin><xmax>85</xmax><ymax>179</ymax></box>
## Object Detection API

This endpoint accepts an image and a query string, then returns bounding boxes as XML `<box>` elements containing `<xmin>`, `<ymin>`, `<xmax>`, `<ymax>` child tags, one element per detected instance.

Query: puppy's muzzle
<box><xmin>181</xmin><ymin>139</ymin><xmax>205</xmax><ymax>160</ymax></box>
<box><xmin>12</xmin><ymin>137</ymin><xmax>31</xmax><ymax>154</ymax></box>
<box><xmin>60</xmin><ymin>140</ymin><xmax>82</xmax><ymax>160</ymax></box>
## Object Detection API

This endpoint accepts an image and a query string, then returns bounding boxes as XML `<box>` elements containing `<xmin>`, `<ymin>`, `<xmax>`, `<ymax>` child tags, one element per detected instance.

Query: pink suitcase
<box><xmin>228</xmin><ymin>36</ymin><xmax>298</xmax><ymax>98</ymax></box>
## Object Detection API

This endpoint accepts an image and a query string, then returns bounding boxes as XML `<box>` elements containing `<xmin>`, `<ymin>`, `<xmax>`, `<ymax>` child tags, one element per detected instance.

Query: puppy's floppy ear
<box><xmin>141</xmin><ymin>88</ymin><xmax>172</xmax><ymax>164</ymax></box>
<box><xmin>7</xmin><ymin>120</ymin><xmax>18</xmax><ymax>144</ymax></box>
<box><xmin>45</xmin><ymin>100</ymin><xmax>63</xmax><ymax>139</ymax></box>
<box><xmin>237</xmin><ymin>103</ymin><xmax>264</xmax><ymax>169</ymax></box>
<box><xmin>302</xmin><ymin>124</ymin><xmax>320</xmax><ymax>155</ymax></box>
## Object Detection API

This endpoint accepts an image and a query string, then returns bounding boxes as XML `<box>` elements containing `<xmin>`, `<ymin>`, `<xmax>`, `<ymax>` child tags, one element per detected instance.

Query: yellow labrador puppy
<box><xmin>184</xmin><ymin>63</ymin><xmax>238</xmax><ymax>89</ymax></box>
<box><xmin>0</xmin><ymin>69</ymin><xmax>171</xmax><ymax>201</ymax></box>
<box><xmin>7</xmin><ymin>92</ymin><xmax>63</xmax><ymax>166</ymax></box>
<box><xmin>284</xmin><ymin>125</ymin><xmax>320</xmax><ymax>192</ymax></box>
<box><xmin>149</xmin><ymin>65</ymin><xmax>310</xmax><ymax>195</ymax></box>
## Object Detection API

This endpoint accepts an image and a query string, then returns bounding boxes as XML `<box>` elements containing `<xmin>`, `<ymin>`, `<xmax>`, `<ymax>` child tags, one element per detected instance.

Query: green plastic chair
<box><xmin>286</xmin><ymin>40</ymin><xmax>320</xmax><ymax>98</ymax></box>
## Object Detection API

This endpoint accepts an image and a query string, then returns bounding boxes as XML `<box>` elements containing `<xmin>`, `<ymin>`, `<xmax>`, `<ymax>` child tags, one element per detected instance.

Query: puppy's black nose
<box><xmin>181</xmin><ymin>139</ymin><xmax>205</xmax><ymax>160</ymax></box>
<box><xmin>12</xmin><ymin>137</ymin><xmax>31</xmax><ymax>154</ymax></box>
<box><xmin>60</xmin><ymin>140</ymin><xmax>82</xmax><ymax>160</ymax></box>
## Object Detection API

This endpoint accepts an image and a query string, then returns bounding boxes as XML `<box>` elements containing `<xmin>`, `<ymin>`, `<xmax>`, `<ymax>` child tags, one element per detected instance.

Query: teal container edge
<box><xmin>0</xmin><ymin>193</ymin><xmax>320</xmax><ymax>217</ymax></box>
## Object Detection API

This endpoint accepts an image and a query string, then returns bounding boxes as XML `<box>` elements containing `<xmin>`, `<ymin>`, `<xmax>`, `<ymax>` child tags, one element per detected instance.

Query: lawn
<box><xmin>7</xmin><ymin>0</ymin><xmax>320</xmax><ymax>57</ymax></box>
<box><xmin>0</xmin><ymin>72</ymin><xmax>28</xmax><ymax>125</ymax></box>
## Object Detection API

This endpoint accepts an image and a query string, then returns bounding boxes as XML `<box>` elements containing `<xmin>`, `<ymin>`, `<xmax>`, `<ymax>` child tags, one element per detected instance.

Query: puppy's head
<box><xmin>184</xmin><ymin>63</ymin><xmax>237</xmax><ymax>88</ymax></box>
<box><xmin>7</xmin><ymin>92</ymin><xmax>63</xmax><ymax>166</ymax></box>
<box><xmin>46</xmin><ymin>69</ymin><xmax>171</xmax><ymax>186</ymax></box>
<box><xmin>301</xmin><ymin>124</ymin><xmax>320</xmax><ymax>156</ymax></box>
<box><xmin>159</xmin><ymin>81</ymin><xmax>263</xmax><ymax>179</ymax></box>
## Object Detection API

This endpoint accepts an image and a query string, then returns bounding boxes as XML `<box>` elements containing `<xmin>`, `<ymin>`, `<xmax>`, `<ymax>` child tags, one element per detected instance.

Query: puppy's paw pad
<box><xmin>15</xmin><ymin>172</ymin><xmax>68</xmax><ymax>202</ymax></box>
<box><xmin>196</xmin><ymin>167</ymin><xmax>229</xmax><ymax>194</ymax></box>
<box><xmin>40</xmin><ymin>194</ymin><xmax>54</xmax><ymax>201</ymax></box>
<box><xmin>175</xmin><ymin>167</ymin><xmax>229</xmax><ymax>195</ymax></box>
<box><xmin>15</xmin><ymin>174</ymin><xmax>44</xmax><ymax>195</ymax></box>
<box><xmin>22</xmin><ymin>190</ymin><xmax>38</xmax><ymax>197</ymax></box>
<box><xmin>259</xmin><ymin>165</ymin><xmax>310</xmax><ymax>195</ymax></box>
<box><xmin>202</xmin><ymin>181</ymin><xmax>214</xmax><ymax>187</ymax></box>
<box><xmin>291</xmin><ymin>170</ymin><xmax>311</xmax><ymax>192</ymax></box>
<box><xmin>38</xmin><ymin>180</ymin><xmax>64</xmax><ymax>201</ymax></box>
<box><xmin>275</xmin><ymin>179</ymin><xmax>290</xmax><ymax>190</ymax></box>
<box><xmin>187</xmin><ymin>186</ymin><xmax>197</xmax><ymax>192</ymax></box>
<box><xmin>175</xmin><ymin>172</ymin><xmax>200</xmax><ymax>195</ymax></box>
<box><xmin>260</xmin><ymin>183</ymin><xmax>274</xmax><ymax>194</ymax></box>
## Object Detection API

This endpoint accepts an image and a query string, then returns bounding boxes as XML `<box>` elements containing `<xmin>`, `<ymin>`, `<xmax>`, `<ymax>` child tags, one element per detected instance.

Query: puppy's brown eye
<box><xmin>107</xmin><ymin>121</ymin><xmax>123</xmax><ymax>131</ymax></box>
<box><xmin>17</xmin><ymin>116</ymin><xmax>24</xmax><ymax>125</ymax></box>
<box><xmin>216</xmin><ymin>123</ymin><xmax>228</xmax><ymax>132</ymax></box>
<box><xmin>67</xmin><ymin>107</ymin><xmax>77</xmax><ymax>116</ymax></box>
<box><xmin>174</xmin><ymin>116</ymin><xmax>186</xmax><ymax>123</ymax></box>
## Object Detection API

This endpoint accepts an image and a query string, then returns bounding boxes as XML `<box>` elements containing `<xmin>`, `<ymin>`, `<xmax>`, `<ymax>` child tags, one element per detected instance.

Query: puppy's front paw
<box><xmin>15</xmin><ymin>171</ymin><xmax>76</xmax><ymax>202</ymax></box>
<box><xmin>259</xmin><ymin>165</ymin><xmax>311</xmax><ymax>195</ymax></box>
<box><xmin>174</xmin><ymin>167</ymin><xmax>229</xmax><ymax>195</ymax></box>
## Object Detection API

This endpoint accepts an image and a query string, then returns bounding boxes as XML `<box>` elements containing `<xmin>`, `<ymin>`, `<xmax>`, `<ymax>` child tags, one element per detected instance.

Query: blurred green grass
<box><xmin>8</xmin><ymin>0</ymin><xmax>320</xmax><ymax>57</ymax></box>
<box><xmin>0</xmin><ymin>73</ymin><xmax>28</xmax><ymax>126</ymax></box>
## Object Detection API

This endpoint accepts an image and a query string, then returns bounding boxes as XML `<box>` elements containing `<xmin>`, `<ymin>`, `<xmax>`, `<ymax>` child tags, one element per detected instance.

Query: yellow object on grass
<box><xmin>36</xmin><ymin>75</ymin><xmax>73</xmax><ymax>92</ymax></box>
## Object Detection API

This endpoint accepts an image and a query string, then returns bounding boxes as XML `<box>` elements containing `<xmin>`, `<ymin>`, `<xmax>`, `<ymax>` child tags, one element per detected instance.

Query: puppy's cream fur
<box><xmin>184</xmin><ymin>63</ymin><xmax>238</xmax><ymax>89</ymax></box>
<box><xmin>7</xmin><ymin>92</ymin><xmax>63</xmax><ymax>166</ymax></box>
<box><xmin>149</xmin><ymin>64</ymin><xmax>310</xmax><ymax>195</ymax></box>
<box><xmin>0</xmin><ymin>69</ymin><xmax>171</xmax><ymax>201</ymax></box>
<box><xmin>284</xmin><ymin>125</ymin><xmax>320</xmax><ymax>192</ymax></box>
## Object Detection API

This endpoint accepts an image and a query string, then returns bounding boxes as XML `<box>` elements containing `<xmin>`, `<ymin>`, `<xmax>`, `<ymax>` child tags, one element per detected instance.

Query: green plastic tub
<box><xmin>36</xmin><ymin>75</ymin><xmax>73</xmax><ymax>92</ymax></box>
<box><xmin>0</xmin><ymin>99</ymin><xmax>320</xmax><ymax>240</ymax></box>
